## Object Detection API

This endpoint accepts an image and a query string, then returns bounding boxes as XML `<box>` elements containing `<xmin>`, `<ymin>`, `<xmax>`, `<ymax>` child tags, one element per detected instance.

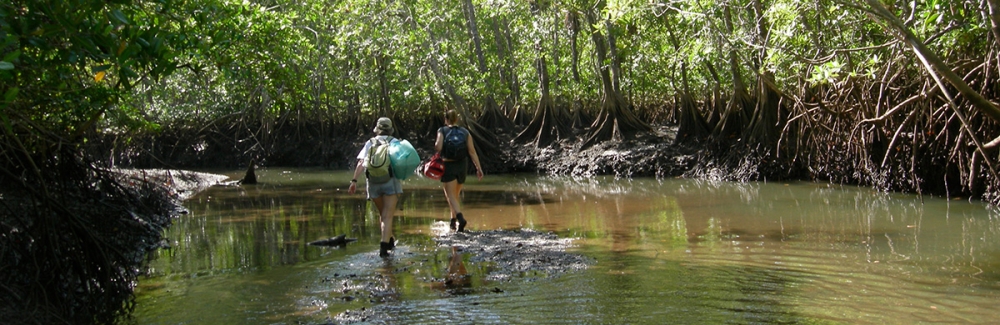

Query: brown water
<box><xmin>130</xmin><ymin>169</ymin><xmax>1000</xmax><ymax>324</ymax></box>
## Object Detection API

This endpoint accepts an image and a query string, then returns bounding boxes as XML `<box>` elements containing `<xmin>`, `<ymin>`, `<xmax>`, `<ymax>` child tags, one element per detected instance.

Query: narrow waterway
<box><xmin>130</xmin><ymin>169</ymin><xmax>1000</xmax><ymax>324</ymax></box>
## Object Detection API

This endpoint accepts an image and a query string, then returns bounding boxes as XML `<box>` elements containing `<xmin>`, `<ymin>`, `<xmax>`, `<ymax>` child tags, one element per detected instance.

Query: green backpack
<box><xmin>365</xmin><ymin>137</ymin><xmax>394</xmax><ymax>184</ymax></box>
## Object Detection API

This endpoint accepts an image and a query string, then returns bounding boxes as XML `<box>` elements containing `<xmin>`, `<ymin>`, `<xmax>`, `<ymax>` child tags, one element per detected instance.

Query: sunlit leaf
<box><xmin>95</xmin><ymin>71</ymin><xmax>106</xmax><ymax>82</ymax></box>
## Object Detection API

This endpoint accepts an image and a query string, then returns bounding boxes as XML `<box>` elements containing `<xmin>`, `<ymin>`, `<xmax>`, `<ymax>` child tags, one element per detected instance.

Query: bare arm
<box><xmin>434</xmin><ymin>130</ymin><xmax>444</xmax><ymax>153</ymax></box>
<box><xmin>466</xmin><ymin>133</ymin><xmax>483</xmax><ymax>180</ymax></box>
<box><xmin>347</xmin><ymin>159</ymin><xmax>365</xmax><ymax>194</ymax></box>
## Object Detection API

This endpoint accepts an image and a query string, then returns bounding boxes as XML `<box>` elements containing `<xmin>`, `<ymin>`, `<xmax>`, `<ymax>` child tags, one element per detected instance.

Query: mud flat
<box><xmin>330</xmin><ymin>228</ymin><xmax>594</xmax><ymax>324</ymax></box>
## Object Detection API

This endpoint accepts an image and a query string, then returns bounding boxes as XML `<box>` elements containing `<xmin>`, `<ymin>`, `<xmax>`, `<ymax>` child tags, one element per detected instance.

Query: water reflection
<box><xmin>133</xmin><ymin>169</ymin><xmax>1000</xmax><ymax>324</ymax></box>
<box><xmin>426</xmin><ymin>246</ymin><xmax>471</xmax><ymax>294</ymax></box>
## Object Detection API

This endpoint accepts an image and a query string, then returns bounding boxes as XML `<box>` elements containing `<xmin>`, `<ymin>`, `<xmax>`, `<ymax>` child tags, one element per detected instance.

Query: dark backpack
<box><xmin>441</xmin><ymin>127</ymin><xmax>468</xmax><ymax>160</ymax></box>
<box><xmin>365</xmin><ymin>137</ymin><xmax>394</xmax><ymax>183</ymax></box>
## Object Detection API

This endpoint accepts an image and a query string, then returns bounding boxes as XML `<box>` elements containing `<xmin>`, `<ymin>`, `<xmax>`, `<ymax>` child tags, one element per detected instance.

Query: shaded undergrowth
<box><xmin>0</xmin><ymin>156</ymin><xmax>178</xmax><ymax>324</ymax></box>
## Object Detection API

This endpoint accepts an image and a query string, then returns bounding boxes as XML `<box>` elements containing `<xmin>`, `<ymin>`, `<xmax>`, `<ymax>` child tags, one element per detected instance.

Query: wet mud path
<box><xmin>325</xmin><ymin>228</ymin><xmax>594</xmax><ymax>324</ymax></box>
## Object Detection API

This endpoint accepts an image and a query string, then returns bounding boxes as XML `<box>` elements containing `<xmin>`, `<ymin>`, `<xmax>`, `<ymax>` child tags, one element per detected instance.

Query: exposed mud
<box><xmin>91</xmin><ymin>121</ymin><xmax>701</xmax><ymax>182</ymax></box>
<box><xmin>321</xmin><ymin>228</ymin><xmax>594</xmax><ymax>324</ymax></box>
<box><xmin>433</xmin><ymin>228</ymin><xmax>595</xmax><ymax>280</ymax></box>
<box><xmin>117</xmin><ymin>168</ymin><xmax>232</xmax><ymax>202</ymax></box>
<box><xmin>505</xmin><ymin>125</ymin><xmax>698</xmax><ymax>178</ymax></box>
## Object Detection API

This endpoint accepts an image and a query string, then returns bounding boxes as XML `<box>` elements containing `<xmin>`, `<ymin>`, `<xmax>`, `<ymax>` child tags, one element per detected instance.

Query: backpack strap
<box><xmin>371</xmin><ymin>136</ymin><xmax>393</xmax><ymax>146</ymax></box>
<box><xmin>383</xmin><ymin>136</ymin><xmax>394</xmax><ymax>177</ymax></box>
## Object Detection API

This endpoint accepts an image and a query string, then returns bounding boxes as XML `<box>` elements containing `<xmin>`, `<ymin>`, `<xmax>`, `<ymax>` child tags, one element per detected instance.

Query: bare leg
<box><xmin>372</xmin><ymin>196</ymin><xmax>384</xmax><ymax>217</ymax></box>
<box><xmin>377</xmin><ymin>194</ymin><xmax>397</xmax><ymax>243</ymax></box>
<box><xmin>442</xmin><ymin>180</ymin><xmax>468</xmax><ymax>231</ymax></box>
<box><xmin>442</xmin><ymin>180</ymin><xmax>461</xmax><ymax>219</ymax></box>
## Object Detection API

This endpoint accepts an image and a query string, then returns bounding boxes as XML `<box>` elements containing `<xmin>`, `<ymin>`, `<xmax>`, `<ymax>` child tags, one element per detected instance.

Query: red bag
<box><xmin>422</xmin><ymin>153</ymin><xmax>445</xmax><ymax>180</ymax></box>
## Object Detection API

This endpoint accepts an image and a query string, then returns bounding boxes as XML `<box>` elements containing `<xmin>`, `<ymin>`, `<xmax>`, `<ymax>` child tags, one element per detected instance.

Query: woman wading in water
<box><xmin>435</xmin><ymin>110</ymin><xmax>483</xmax><ymax>232</ymax></box>
<box><xmin>349</xmin><ymin>117</ymin><xmax>402</xmax><ymax>257</ymax></box>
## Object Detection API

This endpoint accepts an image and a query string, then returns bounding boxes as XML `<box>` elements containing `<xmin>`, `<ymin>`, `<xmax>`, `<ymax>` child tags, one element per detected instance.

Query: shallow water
<box><xmin>130</xmin><ymin>169</ymin><xmax>1000</xmax><ymax>324</ymax></box>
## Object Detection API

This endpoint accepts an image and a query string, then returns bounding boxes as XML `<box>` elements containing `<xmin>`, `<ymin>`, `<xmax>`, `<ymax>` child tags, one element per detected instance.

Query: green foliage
<box><xmin>808</xmin><ymin>61</ymin><xmax>844</xmax><ymax>85</ymax></box>
<box><xmin>6</xmin><ymin>0</ymin><xmax>996</xmax><ymax>145</ymax></box>
<box><xmin>1</xmin><ymin>0</ymin><xmax>196</xmax><ymax>148</ymax></box>
<box><xmin>6</xmin><ymin>0</ymin><xmax>1000</xmax><ymax>322</ymax></box>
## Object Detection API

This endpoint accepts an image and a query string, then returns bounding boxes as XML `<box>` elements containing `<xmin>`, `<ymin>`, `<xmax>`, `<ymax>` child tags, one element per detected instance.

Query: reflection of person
<box><xmin>445</xmin><ymin>246</ymin><xmax>468</xmax><ymax>287</ymax></box>
<box><xmin>428</xmin><ymin>246</ymin><xmax>470</xmax><ymax>292</ymax></box>
<box><xmin>434</xmin><ymin>110</ymin><xmax>483</xmax><ymax>232</ymax></box>
<box><xmin>348</xmin><ymin>117</ymin><xmax>401</xmax><ymax>257</ymax></box>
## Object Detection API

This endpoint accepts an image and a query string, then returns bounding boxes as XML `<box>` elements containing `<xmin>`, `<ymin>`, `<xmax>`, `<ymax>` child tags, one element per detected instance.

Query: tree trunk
<box><xmin>866</xmin><ymin>0</ymin><xmax>1000</xmax><ymax>124</ymax></box>
<box><xmin>570</xmin><ymin>99</ymin><xmax>593</xmax><ymax>129</ymax></box>
<box><xmin>491</xmin><ymin>17</ymin><xmax>526</xmax><ymax>126</ymax></box>
<box><xmin>712</xmin><ymin>5</ymin><xmax>753</xmax><ymax>139</ymax></box>
<box><xmin>376</xmin><ymin>52</ymin><xmax>391</xmax><ymax>117</ymax></box>
<box><xmin>581</xmin><ymin>9</ymin><xmax>651</xmax><ymax>150</ymax></box>
<box><xmin>987</xmin><ymin>0</ymin><xmax>1000</xmax><ymax>47</ymax></box>
<box><xmin>514</xmin><ymin>5</ymin><xmax>571</xmax><ymax>147</ymax></box>
<box><xmin>403</xmin><ymin>5</ymin><xmax>500</xmax><ymax>169</ymax></box>
<box><xmin>477</xmin><ymin>96</ymin><xmax>514</xmax><ymax>131</ymax></box>
<box><xmin>462</xmin><ymin>0</ymin><xmax>487</xmax><ymax>73</ymax></box>
<box><xmin>513</xmin><ymin>5</ymin><xmax>573</xmax><ymax>147</ymax></box>
<box><xmin>669</xmin><ymin>28</ymin><xmax>709</xmax><ymax>143</ymax></box>
<box><xmin>567</xmin><ymin>10</ymin><xmax>582</xmax><ymax>83</ymax></box>
<box><xmin>514</xmin><ymin>56</ymin><xmax>570</xmax><ymax>146</ymax></box>
<box><xmin>703</xmin><ymin>59</ymin><xmax>725</xmax><ymax>128</ymax></box>
<box><xmin>745</xmin><ymin>0</ymin><xmax>786</xmax><ymax>148</ymax></box>
<box><xmin>464</xmin><ymin>0</ymin><xmax>513</xmax><ymax>132</ymax></box>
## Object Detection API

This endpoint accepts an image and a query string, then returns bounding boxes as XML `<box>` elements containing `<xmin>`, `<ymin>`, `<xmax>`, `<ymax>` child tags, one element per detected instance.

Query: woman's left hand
<box><xmin>476</xmin><ymin>169</ymin><xmax>484</xmax><ymax>181</ymax></box>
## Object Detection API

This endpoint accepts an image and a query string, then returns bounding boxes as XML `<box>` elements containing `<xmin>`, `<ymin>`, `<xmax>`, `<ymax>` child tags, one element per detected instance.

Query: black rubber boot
<box><xmin>379</xmin><ymin>242</ymin><xmax>392</xmax><ymax>257</ymax></box>
<box><xmin>389</xmin><ymin>237</ymin><xmax>396</xmax><ymax>249</ymax></box>
<box><xmin>449</xmin><ymin>218</ymin><xmax>457</xmax><ymax>230</ymax></box>
<box><xmin>456</xmin><ymin>213</ymin><xmax>467</xmax><ymax>232</ymax></box>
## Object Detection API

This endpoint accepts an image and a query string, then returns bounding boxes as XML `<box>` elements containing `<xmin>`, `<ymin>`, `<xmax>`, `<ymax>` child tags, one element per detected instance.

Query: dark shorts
<box><xmin>441</xmin><ymin>158</ymin><xmax>468</xmax><ymax>184</ymax></box>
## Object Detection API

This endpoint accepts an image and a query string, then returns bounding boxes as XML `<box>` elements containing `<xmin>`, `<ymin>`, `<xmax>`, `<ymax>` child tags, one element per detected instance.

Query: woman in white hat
<box><xmin>348</xmin><ymin>117</ymin><xmax>402</xmax><ymax>257</ymax></box>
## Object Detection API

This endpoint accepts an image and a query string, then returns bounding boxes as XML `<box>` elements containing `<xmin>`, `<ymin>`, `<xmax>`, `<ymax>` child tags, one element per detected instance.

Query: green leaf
<box><xmin>2</xmin><ymin>50</ymin><xmax>20</xmax><ymax>62</ymax></box>
<box><xmin>4</xmin><ymin>87</ymin><xmax>17</xmax><ymax>102</ymax></box>
<box><xmin>0</xmin><ymin>61</ymin><xmax>12</xmax><ymax>70</ymax></box>
<box><xmin>0</xmin><ymin>109</ymin><xmax>11</xmax><ymax>134</ymax></box>
<box><xmin>112</xmin><ymin>9</ymin><xmax>129</xmax><ymax>24</ymax></box>
<box><xmin>121</xmin><ymin>66</ymin><xmax>139</xmax><ymax>79</ymax></box>
<box><xmin>92</xmin><ymin>64</ymin><xmax>112</xmax><ymax>73</ymax></box>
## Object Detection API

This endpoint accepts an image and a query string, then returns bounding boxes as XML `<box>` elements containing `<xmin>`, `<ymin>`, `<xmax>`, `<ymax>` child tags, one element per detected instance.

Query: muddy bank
<box><xmin>84</xmin><ymin>119</ymin><xmax>765</xmax><ymax>186</ymax></box>
<box><xmin>0</xmin><ymin>168</ymin><xmax>229</xmax><ymax>325</ymax></box>
<box><xmin>329</xmin><ymin>229</ymin><xmax>594</xmax><ymax>324</ymax></box>
<box><xmin>86</xmin><ymin>120</ymin><xmax>697</xmax><ymax>178</ymax></box>
<box><xmin>505</xmin><ymin>125</ymin><xmax>698</xmax><ymax>178</ymax></box>
<box><xmin>88</xmin><ymin>117</ymin><xmax>992</xmax><ymax>205</ymax></box>
<box><xmin>116</xmin><ymin>168</ymin><xmax>232</xmax><ymax>202</ymax></box>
